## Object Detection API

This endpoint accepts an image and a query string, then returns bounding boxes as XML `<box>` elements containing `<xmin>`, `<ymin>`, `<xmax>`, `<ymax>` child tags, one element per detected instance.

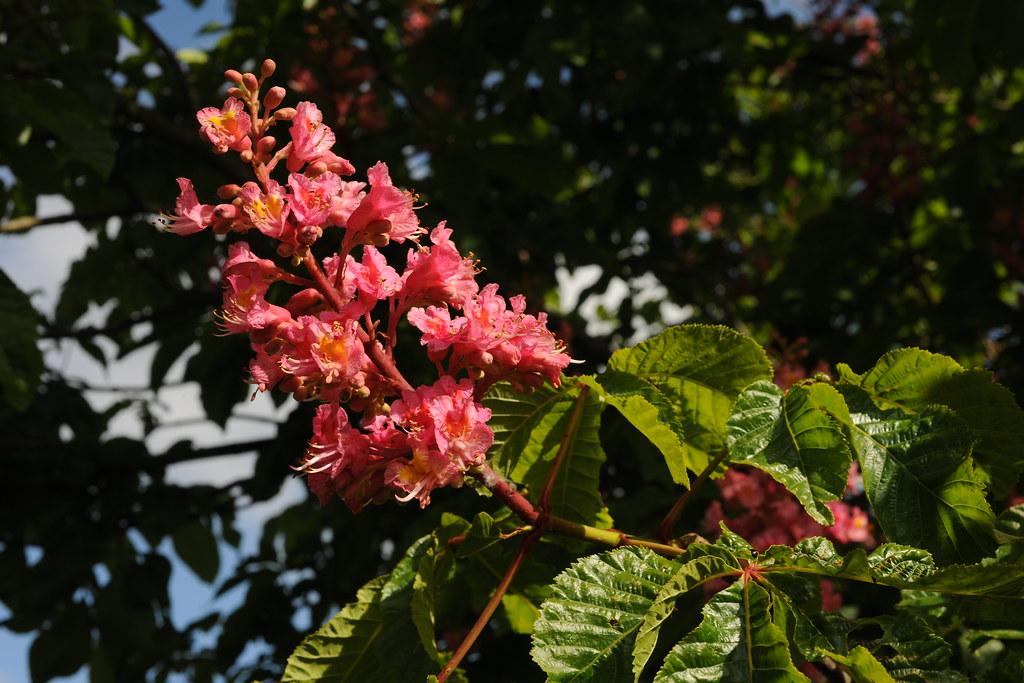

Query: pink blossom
<box><xmin>348</xmin><ymin>246</ymin><xmax>402</xmax><ymax>310</ymax></box>
<box><xmin>196</xmin><ymin>99</ymin><xmax>252</xmax><ymax>153</ymax></box>
<box><xmin>719</xmin><ymin>469</ymin><xmax>765</xmax><ymax>510</ymax></box>
<box><xmin>329</xmin><ymin>180</ymin><xmax>368</xmax><ymax>227</ymax></box>
<box><xmin>408</xmin><ymin>283</ymin><xmax>571</xmax><ymax>389</ymax></box>
<box><xmin>385</xmin><ymin>376</ymin><xmax>493</xmax><ymax>507</ymax></box>
<box><xmin>279</xmin><ymin>315</ymin><xmax>372</xmax><ymax>400</ymax></box>
<box><xmin>219</xmin><ymin>273</ymin><xmax>292</xmax><ymax>335</ymax></box>
<box><xmin>819</xmin><ymin>580</ymin><xmax>842</xmax><ymax>613</ymax></box>
<box><xmin>163</xmin><ymin>178</ymin><xmax>215</xmax><ymax>235</ymax></box>
<box><xmin>288</xmin><ymin>172</ymin><xmax>343</xmax><ymax>228</ymax></box>
<box><xmin>240</xmin><ymin>181</ymin><xmax>291</xmax><ymax>239</ymax></box>
<box><xmin>826</xmin><ymin>501</ymin><xmax>876</xmax><ymax>547</ymax></box>
<box><xmin>287</xmin><ymin>102</ymin><xmax>355</xmax><ymax>175</ymax></box>
<box><xmin>399</xmin><ymin>223</ymin><xmax>479</xmax><ymax>310</ymax></box>
<box><xmin>345</xmin><ymin>162</ymin><xmax>423</xmax><ymax>245</ymax></box>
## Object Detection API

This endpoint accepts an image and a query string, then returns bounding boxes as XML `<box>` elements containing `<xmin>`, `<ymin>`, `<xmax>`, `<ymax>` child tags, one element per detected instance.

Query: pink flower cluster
<box><xmin>163</xmin><ymin>60</ymin><xmax>571</xmax><ymax>510</ymax></box>
<box><xmin>703</xmin><ymin>465</ymin><xmax>876</xmax><ymax>551</ymax></box>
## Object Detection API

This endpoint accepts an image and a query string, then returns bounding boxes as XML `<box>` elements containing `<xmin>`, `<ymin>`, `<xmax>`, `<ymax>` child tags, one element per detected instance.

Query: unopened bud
<box><xmin>242</xmin><ymin>72</ymin><xmax>259</xmax><ymax>93</ymax></box>
<box><xmin>216</xmin><ymin>183</ymin><xmax>242</xmax><ymax>200</ymax></box>
<box><xmin>307</xmin><ymin>161</ymin><xmax>328</xmax><ymax>176</ymax></box>
<box><xmin>274</xmin><ymin>107</ymin><xmax>297</xmax><ymax>121</ymax></box>
<box><xmin>239</xmin><ymin>149</ymin><xmax>254</xmax><ymax>163</ymax></box>
<box><xmin>263</xmin><ymin>86</ymin><xmax>286</xmax><ymax>111</ymax></box>
<box><xmin>355</xmin><ymin>385</ymin><xmax>371</xmax><ymax>398</ymax></box>
<box><xmin>213</xmin><ymin>203</ymin><xmax>239</xmax><ymax>220</ymax></box>
<box><xmin>227</xmin><ymin>87</ymin><xmax>245</xmax><ymax>99</ymax></box>
<box><xmin>224</xmin><ymin>69</ymin><xmax>244</xmax><ymax>84</ymax></box>
<box><xmin>256</xmin><ymin>136</ymin><xmax>277</xmax><ymax>155</ymax></box>
<box><xmin>260</xmin><ymin>58</ymin><xmax>277</xmax><ymax>79</ymax></box>
<box><xmin>297</xmin><ymin>224</ymin><xmax>322</xmax><ymax>246</ymax></box>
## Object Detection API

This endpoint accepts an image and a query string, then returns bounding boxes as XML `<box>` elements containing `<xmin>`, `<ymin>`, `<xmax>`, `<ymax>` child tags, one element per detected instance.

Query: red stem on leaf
<box><xmin>436</xmin><ymin>529</ymin><xmax>542</xmax><ymax>682</ymax></box>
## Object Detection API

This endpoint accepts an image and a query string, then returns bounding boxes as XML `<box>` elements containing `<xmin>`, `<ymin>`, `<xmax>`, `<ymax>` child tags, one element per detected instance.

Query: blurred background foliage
<box><xmin>2</xmin><ymin>0</ymin><xmax>1024</xmax><ymax>680</ymax></box>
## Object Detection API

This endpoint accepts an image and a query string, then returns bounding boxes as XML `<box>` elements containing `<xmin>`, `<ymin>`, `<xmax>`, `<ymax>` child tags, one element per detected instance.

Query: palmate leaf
<box><xmin>607</xmin><ymin>324</ymin><xmax>772</xmax><ymax>480</ymax></box>
<box><xmin>995</xmin><ymin>504</ymin><xmax>1024</xmax><ymax>545</ymax></box>
<box><xmin>485</xmin><ymin>382</ymin><xmax>608</xmax><ymax>525</ymax></box>
<box><xmin>838</xmin><ymin>348</ymin><xmax>1024</xmax><ymax>498</ymax></box>
<box><xmin>838</xmin><ymin>385</ymin><xmax>995</xmax><ymax>564</ymax></box>
<box><xmin>727</xmin><ymin>381</ymin><xmax>851</xmax><ymax>525</ymax></box>
<box><xmin>632</xmin><ymin>541</ymin><xmax>748</xmax><ymax>679</ymax></box>
<box><xmin>653</xmin><ymin>580</ymin><xmax>809</xmax><ymax>682</ymax></box>
<box><xmin>531</xmin><ymin>547</ymin><xmax>678</xmax><ymax>682</ymax></box>
<box><xmin>282</xmin><ymin>537</ymin><xmax>432</xmax><ymax>682</ymax></box>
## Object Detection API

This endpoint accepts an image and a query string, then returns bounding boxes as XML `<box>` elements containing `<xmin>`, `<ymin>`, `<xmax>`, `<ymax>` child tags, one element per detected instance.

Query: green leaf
<box><xmin>653</xmin><ymin>580</ymin><xmax>809</xmax><ymax>682</ymax></box>
<box><xmin>485</xmin><ymin>382</ymin><xmax>608</xmax><ymax>524</ymax></box>
<box><xmin>531</xmin><ymin>547</ymin><xmax>678</xmax><ymax>682</ymax></box>
<box><xmin>607</xmin><ymin>324</ymin><xmax>772</xmax><ymax>477</ymax></box>
<box><xmin>171</xmin><ymin>520</ymin><xmax>219</xmax><ymax>583</ymax></box>
<box><xmin>840</xmin><ymin>386</ymin><xmax>995</xmax><ymax>564</ymax></box>
<box><xmin>760</xmin><ymin>537</ymin><xmax>1024</xmax><ymax>601</ymax></box>
<box><xmin>632</xmin><ymin>543</ymin><xmax>746</xmax><ymax>680</ymax></box>
<box><xmin>727</xmin><ymin>381</ymin><xmax>851</xmax><ymax>525</ymax></box>
<box><xmin>839</xmin><ymin>349</ymin><xmax>1024</xmax><ymax>497</ymax></box>
<box><xmin>995</xmin><ymin>505</ymin><xmax>1024</xmax><ymax>545</ymax></box>
<box><xmin>590</xmin><ymin>371</ymin><xmax>689</xmax><ymax>484</ymax></box>
<box><xmin>824</xmin><ymin>646</ymin><xmax>897</xmax><ymax>683</ymax></box>
<box><xmin>861</xmin><ymin>616</ymin><xmax>968</xmax><ymax>682</ymax></box>
<box><xmin>0</xmin><ymin>270</ymin><xmax>43</xmax><ymax>411</ymax></box>
<box><xmin>283</xmin><ymin>539</ymin><xmax>433</xmax><ymax>682</ymax></box>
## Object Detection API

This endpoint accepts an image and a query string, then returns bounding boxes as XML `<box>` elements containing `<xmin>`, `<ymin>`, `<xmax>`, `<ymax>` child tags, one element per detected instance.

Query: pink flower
<box><xmin>280</xmin><ymin>315</ymin><xmax>372</xmax><ymax>399</ymax></box>
<box><xmin>329</xmin><ymin>180</ymin><xmax>368</xmax><ymax>226</ymax></box>
<box><xmin>819</xmin><ymin>580</ymin><xmax>843</xmax><ymax>613</ymax></box>
<box><xmin>408</xmin><ymin>283</ymin><xmax>571</xmax><ymax>389</ymax></box>
<box><xmin>719</xmin><ymin>469</ymin><xmax>765</xmax><ymax>510</ymax></box>
<box><xmin>384</xmin><ymin>376</ymin><xmax>494</xmax><ymax>507</ymax></box>
<box><xmin>288</xmin><ymin>172</ymin><xmax>343</xmax><ymax>228</ymax></box>
<box><xmin>399</xmin><ymin>223</ymin><xmax>479</xmax><ymax>310</ymax></box>
<box><xmin>219</xmin><ymin>273</ymin><xmax>292</xmax><ymax>335</ymax></box>
<box><xmin>826</xmin><ymin>501</ymin><xmax>875</xmax><ymax>547</ymax></box>
<box><xmin>240</xmin><ymin>181</ymin><xmax>291</xmax><ymax>239</ymax></box>
<box><xmin>287</xmin><ymin>101</ymin><xmax>355</xmax><ymax>175</ymax></box>
<box><xmin>196</xmin><ymin>99</ymin><xmax>252</xmax><ymax>153</ymax></box>
<box><xmin>163</xmin><ymin>178</ymin><xmax>215</xmax><ymax>235</ymax></box>
<box><xmin>348</xmin><ymin>246</ymin><xmax>402</xmax><ymax>310</ymax></box>
<box><xmin>345</xmin><ymin>162</ymin><xmax>424</xmax><ymax>245</ymax></box>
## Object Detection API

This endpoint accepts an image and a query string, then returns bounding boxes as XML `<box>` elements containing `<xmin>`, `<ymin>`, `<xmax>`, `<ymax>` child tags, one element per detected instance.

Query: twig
<box><xmin>657</xmin><ymin>450</ymin><xmax>730</xmax><ymax>542</ymax></box>
<box><xmin>436</xmin><ymin>529</ymin><xmax>542</xmax><ymax>682</ymax></box>
<box><xmin>1</xmin><ymin>209</ymin><xmax>143</xmax><ymax>234</ymax></box>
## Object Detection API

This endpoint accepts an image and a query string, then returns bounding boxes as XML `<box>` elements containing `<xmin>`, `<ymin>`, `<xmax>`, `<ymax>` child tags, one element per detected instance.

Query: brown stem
<box><xmin>472</xmin><ymin>463</ymin><xmax>685</xmax><ymax>558</ymax></box>
<box><xmin>437</xmin><ymin>529</ymin><xmax>541</xmax><ymax>682</ymax></box>
<box><xmin>657</xmin><ymin>450</ymin><xmax>729</xmax><ymax>542</ymax></box>
<box><xmin>538</xmin><ymin>383</ymin><xmax>590</xmax><ymax>512</ymax></box>
<box><xmin>471</xmin><ymin>463</ymin><xmax>540</xmax><ymax>525</ymax></box>
<box><xmin>1</xmin><ymin>209</ymin><xmax>144</xmax><ymax>234</ymax></box>
<box><xmin>301</xmin><ymin>251</ymin><xmax>414</xmax><ymax>392</ymax></box>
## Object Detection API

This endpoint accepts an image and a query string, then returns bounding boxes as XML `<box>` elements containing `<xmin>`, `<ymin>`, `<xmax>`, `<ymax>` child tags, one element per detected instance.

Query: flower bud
<box><xmin>297</xmin><ymin>224</ymin><xmax>323</xmax><ymax>246</ymax></box>
<box><xmin>227</xmin><ymin>86</ymin><xmax>245</xmax><ymax>99</ymax></box>
<box><xmin>216</xmin><ymin>183</ymin><xmax>242</xmax><ymax>200</ymax></box>
<box><xmin>256</xmin><ymin>136</ymin><xmax>277</xmax><ymax>155</ymax></box>
<box><xmin>224</xmin><ymin>69</ymin><xmax>243</xmax><ymax>83</ymax></box>
<box><xmin>263</xmin><ymin>86</ymin><xmax>286</xmax><ymax>111</ymax></box>
<box><xmin>274</xmin><ymin>107</ymin><xmax>297</xmax><ymax>122</ymax></box>
<box><xmin>239</xmin><ymin>149</ymin><xmax>254</xmax><ymax>163</ymax></box>
<box><xmin>242</xmin><ymin>72</ymin><xmax>259</xmax><ymax>93</ymax></box>
<box><xmin>261</xmin><ymin>58</ymin><xmax>277</xmax><ymax>78</ymax></box>
<box><xmin>307</xmin><ymin>161</ymin><xmax>328</xmax><ymax>176</ymax></box>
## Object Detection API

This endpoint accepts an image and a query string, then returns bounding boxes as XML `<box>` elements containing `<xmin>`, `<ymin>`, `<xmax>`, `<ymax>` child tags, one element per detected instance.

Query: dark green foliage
<box><xmin>5</xmin><ymin>0</ymin><xmax>1024</xmax><ymax>681</ymax></box>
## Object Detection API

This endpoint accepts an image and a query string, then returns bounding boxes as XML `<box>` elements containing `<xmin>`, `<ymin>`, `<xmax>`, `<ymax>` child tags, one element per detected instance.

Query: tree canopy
<box><xmin>3</xmin><ymin>1</ymin><xmax>1024</xmax><ymax>681</ymax></box>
